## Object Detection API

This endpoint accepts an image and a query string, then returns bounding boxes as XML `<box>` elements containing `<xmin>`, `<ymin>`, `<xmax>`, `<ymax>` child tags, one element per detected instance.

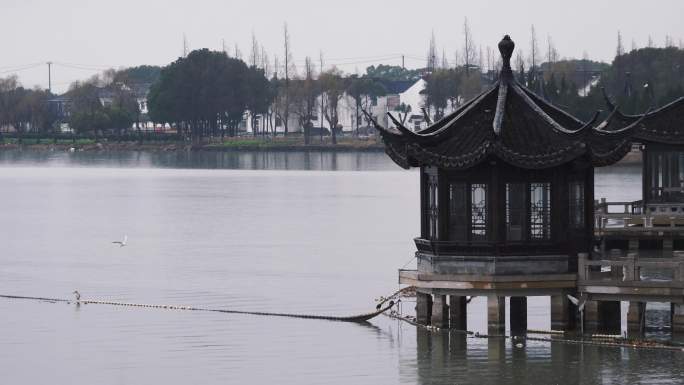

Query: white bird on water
<box><xmin>112</xmin><ymin>235</ymin><xmax>128</xmax><ymax>247</ymax></box>
<box><xmin>73</xmin><ymin>290</ymin><xmax>81</xmax><ymax>304</ymax></box>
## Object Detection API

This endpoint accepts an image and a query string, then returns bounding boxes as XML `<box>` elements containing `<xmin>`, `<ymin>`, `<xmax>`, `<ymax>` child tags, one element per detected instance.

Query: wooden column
<box><xmin>416</xmin><ymin>292</ymin><xmax>432</xmax><ymax>326</ymax></box>
<box><xmin>627</xmin><ymin>301</ymin><xmax>646</xmax><ymax>337</ymax></box>
<box><xmin>510</xmin><ymin>296</ymin><xmax>527</xmax><ymax>335</ymax></box>
<box><xmin>663</xmin><ymin>238</ymin><xmax>674</xmax><ymax>257</ymax></box>
<box><xmin>431</xmin><ymin>294</ymin><xmax>449</xmax><ymax>328</ymax></box>
<box><xmin>551</xmin><ymin>295</ymin><xmax>571</xmax><ymax>331</ymax></box>
<box><xmin>449</xmin><ymin>332</ymin><xmax>468</xmax><ymax>360</ymax></box>
<box><xmin>672</xmin><ymin>303</ymin><xmax>684</xmax><ymax>334</ymax></box>
<box><xmin>487</xmin><ymin>296</ymin><xmax>505</xmax><ymax>334</ymax></box>
<box><xmin>628</xmin><ymin>239</ymin><xmax>639</xmax><ymax>253</ymax></box>
<box><xmin>449</xmin><ymin>295</ymin><xmax>468</xmax><ymax>330</ymax></box>
<box><xmin>584</xmin><ymin>300</ymin><xmax>600</xmax><ymax>333</ymax></box>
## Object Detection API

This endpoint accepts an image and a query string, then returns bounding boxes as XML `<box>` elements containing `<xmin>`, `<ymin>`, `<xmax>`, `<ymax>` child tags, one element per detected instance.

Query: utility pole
<box><xmin>402</xmin><ymin>54</ymin><xmax>405</xmax><ymax>69</ymax></box>
<box><xmin>46</xmin><ymin>61</ymin><xmax>52</xmax><ymax>93</ymax></box>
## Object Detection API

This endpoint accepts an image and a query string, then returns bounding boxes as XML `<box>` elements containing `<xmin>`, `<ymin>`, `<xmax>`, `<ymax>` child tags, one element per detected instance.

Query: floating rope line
<box><xmin>0</xmin><ymin>294</ymin><xmax>394</xmax><ymax>323</ymax></box>
<box><xmin>5</xmin><ymin>291</ymin><xmax>680</xmax><ymax>351</ymax></box>
<box><xmin>526</xmin><ymin>329</ymin><xmax>565</xmax><ymax>335</ymax></box>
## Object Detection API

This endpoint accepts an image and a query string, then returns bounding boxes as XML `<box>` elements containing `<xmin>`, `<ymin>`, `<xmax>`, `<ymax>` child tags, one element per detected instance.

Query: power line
<box><xmin>0</xmin><ymin>63</ymin><xmax>43</xmax><ymax>74</ymax></box>
<box><xmin>0</xmin><ymin>62</ymin><xmax>44</xmax><ymax>70</ymax></box>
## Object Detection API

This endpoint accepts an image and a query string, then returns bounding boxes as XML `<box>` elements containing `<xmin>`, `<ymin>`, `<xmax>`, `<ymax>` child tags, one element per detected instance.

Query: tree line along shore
<box><xmin>1</xmin><ymin>25</ymin><xmax>682</xmax><ymax>147</ymax></box>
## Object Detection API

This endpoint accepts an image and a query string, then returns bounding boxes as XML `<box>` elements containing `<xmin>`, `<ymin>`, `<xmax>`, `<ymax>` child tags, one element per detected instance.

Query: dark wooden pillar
<box><xmin>449</xmin><ymin>295</ymin><xmax>468</xmax><ymax>330</ymax></box>
<box><xmin>627</xmin><ymin>301</ymin><xmax>646</xmax><ymax>337</ymax></box>
<box><xmin>416</xmin><ymin>292</ymin><xmax>432</xmax><ymax>325</ymax></box>
<box><xmin>584</xmin><ymin>300</ymin><xmax>600</xmax><ymax>333</ymax></box>
<box><xmin>431</xmin><ymin>294</ymin><xmax>449</xmax><ymax>328</ymax></box>
<box><xmin>510</xmin><ymin>296</ymin><xmax>527</xmax><ymax>335</ymax></box>
<box><xmin>487</xmin><ymin>296</ymin><xmax>505</xmax><ymax>334</ymax></box>
<box><xmin>672</xmin><ymin>303</ymin><xmax>684</xmax><ymax>334</ymax></box>
<box><xmin>551</xmin><ymin>295</ymin><xmax>572</xmax><ymax>331</ymax></box>
<box><xmin>449</xmin><ymin>332</ymin><xmax>468</xmax><ymax>359</ymax></box>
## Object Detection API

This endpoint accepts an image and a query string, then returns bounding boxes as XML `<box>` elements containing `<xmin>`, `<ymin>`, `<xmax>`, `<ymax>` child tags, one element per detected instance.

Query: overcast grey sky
<box><xmin>2</xmin><ymin>0</ymin><xmax>683</xmax><ymax>93</ymax></box>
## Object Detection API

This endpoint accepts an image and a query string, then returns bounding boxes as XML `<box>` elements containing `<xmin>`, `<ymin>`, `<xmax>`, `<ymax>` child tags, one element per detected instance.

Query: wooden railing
<box><xmin>594</xmin><ymin>213</ymin><xmax>684</xmax><ymax>231</ymax></box>
<box><xmin>577</xmin><ymin>252</ymin><xmax>684</xmax><ymax>286</ymax></box>
<box><xmin>594</xmin><ymin>198</ymin><xmax>643</xmax><ymax>215</ymax></box>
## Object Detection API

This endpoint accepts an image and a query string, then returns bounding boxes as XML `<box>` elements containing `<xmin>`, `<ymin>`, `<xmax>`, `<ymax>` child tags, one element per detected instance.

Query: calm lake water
<box><xmin>0</xmin><ymin>150</ymin><xmax>681</xmax><ymax>385</ymax></box>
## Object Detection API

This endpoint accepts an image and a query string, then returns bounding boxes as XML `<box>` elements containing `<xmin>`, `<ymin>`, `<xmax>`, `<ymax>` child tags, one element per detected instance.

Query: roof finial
<box><xmin>498</xmin><ymin>35</ymin><xmax>515</xmax><ymax>76</ymax></box>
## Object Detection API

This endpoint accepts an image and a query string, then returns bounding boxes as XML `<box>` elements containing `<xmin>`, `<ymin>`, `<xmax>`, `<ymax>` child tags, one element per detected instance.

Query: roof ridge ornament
<box><xmin>498</xmin><ymin>35</ymin><xmax>515</xmax><ymax>79</ymax></box>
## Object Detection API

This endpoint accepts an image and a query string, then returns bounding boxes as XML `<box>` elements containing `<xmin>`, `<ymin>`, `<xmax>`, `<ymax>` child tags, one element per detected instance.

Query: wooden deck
<box><xmin>400</xmin><ymin>252</ymin><xmax>684</xmax><ymax>303</ymax></box>
<box><xmin>398</xmin><ymin>269</ymin><xmax>577</xmax><ymax>296</ymax></box>
<box><xmin>577</xmin><ymin>252</ymin><xmax>684</xmax><ymax>303</ymax></box>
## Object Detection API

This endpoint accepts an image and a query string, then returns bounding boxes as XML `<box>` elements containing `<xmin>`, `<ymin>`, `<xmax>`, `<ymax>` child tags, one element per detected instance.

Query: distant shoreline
<box><xmin>0</xmin><ymin>140</ymin><xmax>644</xmax><ymax>164</ymax></box>
<box><xmin>0</xmin><ymin>137</ymin><xmax>386</xmax><ymax>153</ymax></box>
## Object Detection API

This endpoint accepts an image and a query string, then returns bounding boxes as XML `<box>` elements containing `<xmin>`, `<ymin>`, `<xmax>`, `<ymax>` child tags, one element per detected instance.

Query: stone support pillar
<box><xmin>551</xmin><ymin>295</ymin><xmax>572</xmax><ymax>331</ymax></box>
<box><xmin>487</xmin><ymin>296</ymin><xmax>505</xmax><ymax>334</ymax></box>
<box><xmin>416</xmin><ymin>292</ymin><xmax>432</xmax><ymax>326</ymax></box>
<box><xmin>510</xmin><ymin>296</ymin><xmax>527</xmax><ymax>335</ymax></box>
<box><xmin>672</xmin><ymin>303</ymin><xmax>684</xmax><ymax>334</ymax></box>
<box><xmin>584</xmin><ymin>300</ymin><xmax>600</xmax><ymax>333</ymax></box>
<box><xmin>628</xmin><ymin>239</ymin><xmax>639</xmax><ymax>253</ymax></box>
<box><xmin>449</xmin><ymin>295</ymin><xmax>468</xmax><ymax>331</ymax></box>
<box><xmin>663</xmin><ymin>238</ymin><xmax>674</xmax><ymax>257</ymax></box>
<box><xmin>627</xmin><ymin>301</ymin><xmax>646</xmax><ymax>337</ymax></box>
<box><xmin>431</xmin><ymin>294</ymin><xmax>449</xmax><ymax>328</ymax></box>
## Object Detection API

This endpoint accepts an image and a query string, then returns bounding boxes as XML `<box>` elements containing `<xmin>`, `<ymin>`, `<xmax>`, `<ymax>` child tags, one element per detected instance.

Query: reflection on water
<box><xmin>0</xmin><ymin>148</ymin><xmax>397</xmax><ymax>171</ymax></box>
<box><xmin>412</xmin><ymin>329</ymin><xmax>683</xmax><ymax>384</ymax></box>
<box><xmin>0</xmin><ymin>150</ymin><xmax>681</xmax><ymax>384</ymax></box>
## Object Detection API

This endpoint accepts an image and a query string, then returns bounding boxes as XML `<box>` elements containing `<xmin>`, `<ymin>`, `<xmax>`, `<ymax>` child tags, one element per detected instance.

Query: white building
<box><xmin>243</xmin><ymin>78</ymin><xmax>430</xmax><ymax>136</ymax></box>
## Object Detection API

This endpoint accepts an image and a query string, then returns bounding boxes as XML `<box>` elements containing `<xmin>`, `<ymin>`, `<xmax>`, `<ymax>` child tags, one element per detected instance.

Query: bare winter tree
<box><xmin>427</xmin><ymin>31</ymin><xmax>437</xmax><ymax>72</ymax></box>
<box><xmin>479</xmin><ymin>46</ymin><xmax>484</xmax><ymax>73</ymax></box>
<box><xmin>529</xmin><ymin>25</ymin><xmax>539</xmax><ymax>72</ymax></box>
<box><xmin>319</xmin><ymin>68</ymin><xmax>345</xmax><ymax>145</ymax></box>
<box><xmin>441</xmin><ymin>48</ymin><xmax>448</xmax><ymax>69</ymax></box>
<box><xmin>486</xmin><ymin>46</ymin><xmax>493</xmax><ymax>79</ymax></box>
<box><xmin>270</xmin><ymin>55</ymin><xmax>280</xmax><ymax>135</ymax></box>
<box><xmin>547</xmin><ymin>35</ymin><xmax>559</xmax><ymax>64</ymax></box>
<box><xmin>261</xmin><ymin>46</ymin><xmax>270</xmax><ymax>75</ymax></box>
<box><xmin>260</xmin><ymin>46</ymin><xmax>271</xmax><ymax>137</ymax></box>
<box><xmin>665</xmin><ymin>35</ymin><xmax>675</xmax><ymax>48</ymax></box>
<box><xmin>291</xmin><ymin>57</ymin><xmax>318</xmax><ymax>144</ymax></box>
<box><xmin>250</xmin><ymin>32</ymin><xmax>260</xmax><ymax>68</ymax></box>
<box><xmin>283</xmin><ymin>23</ymin><xmax>293</xmax><ymax>136</ymax></box>
<box><xmin>182</xmin><ymin>33</ymin><xmax>189</xmax><ymax>57</ymax></box>
<box><xmin>515</xmin><ymin>50</ymin><xmax>526</xmax><ymax>83</ymax></box>
<box><xmin>319</xmin><ymin>51</ymin><xmax>326</xmax><ymax>142</ymax></box>
<box><xmin>234</xmin><ymin>44</ymin><xmax>242</xmax><ymax>60</ymax></box>
<box><xmin>616</xmin><ymin>31</ymin><xmax>625</xmax><ymax>57</ymax></box>
<box><xmin>463</xmin><ymin>17</ymin><xmax>477</xmax><ymax>75</ymax></box>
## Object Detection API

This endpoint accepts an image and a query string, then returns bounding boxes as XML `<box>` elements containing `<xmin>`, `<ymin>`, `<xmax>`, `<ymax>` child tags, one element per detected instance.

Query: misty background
<box><xmin>3</xmin><ymin>0</ymin><xmax>684</xmax><ymax>93</ymax></box>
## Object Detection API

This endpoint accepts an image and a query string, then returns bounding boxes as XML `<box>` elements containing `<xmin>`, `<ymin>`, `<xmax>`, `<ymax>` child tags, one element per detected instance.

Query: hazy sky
<box><xmin>3</xmin><ymin>0</ymin><xmax>684</xmax><ymax>93</ymax></box>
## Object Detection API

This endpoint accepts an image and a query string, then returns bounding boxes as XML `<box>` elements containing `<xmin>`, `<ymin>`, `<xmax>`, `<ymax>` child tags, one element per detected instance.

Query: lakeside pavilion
<box><xmin>371</xmin><ymin>34</ymin><xmax>684</xmax><ymax>334</ymax></box>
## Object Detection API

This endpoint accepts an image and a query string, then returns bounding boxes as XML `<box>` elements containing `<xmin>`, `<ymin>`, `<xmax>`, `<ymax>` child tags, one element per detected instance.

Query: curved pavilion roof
<box><xmin>369</xmin><ymin>35</ymin><xmax>646</xmax><ymax>170</ymax></box>
<box><xmin>602</xmin><ymin>91</ymin><xmax>684</xmax><ymax>145</ymax></box>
